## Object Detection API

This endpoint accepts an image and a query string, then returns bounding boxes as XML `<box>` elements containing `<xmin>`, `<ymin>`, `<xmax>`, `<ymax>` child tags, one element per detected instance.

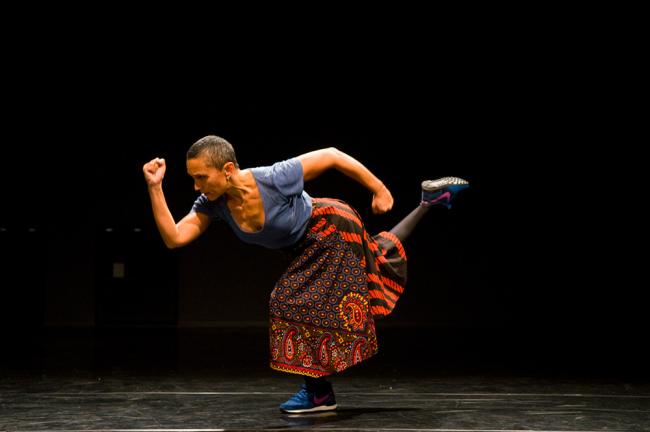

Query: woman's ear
<box><xmin>223</xmin><ymin>161</ymin><xmax>236</xmax><ymax>179</ymax></box>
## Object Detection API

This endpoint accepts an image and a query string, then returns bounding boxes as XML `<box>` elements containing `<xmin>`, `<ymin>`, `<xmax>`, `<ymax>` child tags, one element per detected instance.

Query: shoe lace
<box><xmin>289</xmin><ymin>385</ymin><xmax>311</xmax><ymax>403</ymax></box>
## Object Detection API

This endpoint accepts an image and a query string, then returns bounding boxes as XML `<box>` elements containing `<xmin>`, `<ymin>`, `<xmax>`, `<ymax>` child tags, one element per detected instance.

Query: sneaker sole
<box><xmin>422</xmin><ymin>177</ymin><xmax>469</xmax><ymax>192</ymax></box>
<box><xmin>280</xmin><ymin>403</ymin><xmax>337</xmax><ymax>414</ymax></box>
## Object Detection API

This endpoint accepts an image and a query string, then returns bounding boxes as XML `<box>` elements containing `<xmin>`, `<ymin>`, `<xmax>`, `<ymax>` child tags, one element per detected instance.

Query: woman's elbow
<box><xmin>163</xmin><ymin>237</ymin><xmax>184</xmax><ymax>249</ymax></box>
<box><xmin>163</xmin><ymin>240</ymin><xmax>178</xmax><ymax>249</ymax></box>
<box><xmin>324</xmin><ymin>147</ymin><xmax>346</xmax><ymax>165</ymax></box>
<box><xmin>327</xmin><ymin>147</ymin><xmax>342</xmax><ymax>157</ymax></box>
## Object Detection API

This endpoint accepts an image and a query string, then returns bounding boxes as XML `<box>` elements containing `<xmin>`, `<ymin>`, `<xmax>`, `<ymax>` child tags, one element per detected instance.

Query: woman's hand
<box><xmin>371</xmin><ymin>184</ymin><xmax>394</xmax><ymax>214</ymax></box>
<box><xmin>143</xmin><ymin>157</ymin><xmax>166</xmax><ymax>187</ymax></box>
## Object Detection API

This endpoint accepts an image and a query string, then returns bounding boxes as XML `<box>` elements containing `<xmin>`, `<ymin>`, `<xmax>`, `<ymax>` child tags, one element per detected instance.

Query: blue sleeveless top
<box><xmin>191</xmin><ymin>157</ymin><xmax>312</xmax><ymax>249</ymax></box>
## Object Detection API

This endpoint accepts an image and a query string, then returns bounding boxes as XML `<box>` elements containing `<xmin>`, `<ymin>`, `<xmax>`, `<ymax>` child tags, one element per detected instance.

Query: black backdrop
<box><xmin>2</xmin><ymin>89</ymin><xmax>499</xmax><ymax>329</ymax></box>
<box><xmin>0</xmin><ymin>31</ymin><xmax>645</xmax><ymax>375</ymax></box>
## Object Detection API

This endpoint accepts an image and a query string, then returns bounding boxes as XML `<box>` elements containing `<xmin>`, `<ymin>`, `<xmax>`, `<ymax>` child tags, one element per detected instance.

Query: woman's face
<box><xmin>186</xmin><ymin>155</ymin><xmax>228</xmax><ymax>201</ymax></box>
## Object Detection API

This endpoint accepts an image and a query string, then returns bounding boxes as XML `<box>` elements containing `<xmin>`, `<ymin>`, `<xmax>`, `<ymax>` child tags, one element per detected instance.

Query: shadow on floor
<box><xmin>280</xmin><ymin>407</ymin><xmax>421</xmax><ymax>427</ymax></box>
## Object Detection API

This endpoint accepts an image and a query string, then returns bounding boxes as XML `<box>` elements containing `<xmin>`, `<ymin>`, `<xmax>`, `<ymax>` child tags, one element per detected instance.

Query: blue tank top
<box><xmin>191</xmin><ymin>157</ymin><xmax>312</xmax><ymax>249</ymax></box>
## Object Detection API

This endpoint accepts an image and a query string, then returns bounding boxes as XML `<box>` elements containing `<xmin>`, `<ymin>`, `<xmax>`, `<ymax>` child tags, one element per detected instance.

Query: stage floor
<box><xmin>1</xmin><ymin>327</ymin><xmax>649</xmax><ymax>431</ymax></box>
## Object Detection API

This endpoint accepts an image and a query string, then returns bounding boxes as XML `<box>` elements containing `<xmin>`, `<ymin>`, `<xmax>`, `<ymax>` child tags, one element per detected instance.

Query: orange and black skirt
<box><xmin>269</xmin><ymin>198</ymin><xmax>407</xmax><ymax>377</ymax></box>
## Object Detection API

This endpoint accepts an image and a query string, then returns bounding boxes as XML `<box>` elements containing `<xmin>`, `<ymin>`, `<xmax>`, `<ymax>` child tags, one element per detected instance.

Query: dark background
<box><xmin>0</xmin><ymin>19</ymin><xmax>644</xmax><ymax>378</ymax></box>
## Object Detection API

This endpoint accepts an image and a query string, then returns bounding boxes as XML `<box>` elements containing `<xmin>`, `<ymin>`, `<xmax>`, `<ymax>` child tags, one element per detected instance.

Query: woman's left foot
<box><xmin>421</xmin><ymin>177</ymin><xmax>469</xmax><ymax>208</ymax></box>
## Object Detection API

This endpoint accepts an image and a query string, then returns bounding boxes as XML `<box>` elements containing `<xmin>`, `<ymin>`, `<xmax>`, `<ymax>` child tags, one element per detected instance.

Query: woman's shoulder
<box><xmin>251</xmin><ymin>158</ymin><xmax>303</xmax><ymax>194</ymax></box>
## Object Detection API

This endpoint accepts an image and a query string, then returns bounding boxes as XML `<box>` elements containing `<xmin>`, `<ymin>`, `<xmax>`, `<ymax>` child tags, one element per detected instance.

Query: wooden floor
<box><xmin>1</xmin><ymin>327</ymin><xmax>649</xmax><ymax>431</ymax></box>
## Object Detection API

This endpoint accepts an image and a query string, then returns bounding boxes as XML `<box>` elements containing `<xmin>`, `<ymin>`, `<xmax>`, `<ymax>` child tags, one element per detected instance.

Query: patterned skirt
<box><xmin>269</xmin><ymin>198</ymin><xmax>407</xmax><ymax>377</ymax></box>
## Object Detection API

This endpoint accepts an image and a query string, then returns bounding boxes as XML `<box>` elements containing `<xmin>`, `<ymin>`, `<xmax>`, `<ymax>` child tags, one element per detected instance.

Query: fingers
<box><xmin>149</xmin><ymin>157</ymin><xmax>164</xmax><ymax>167</ymax></box>
<box><xmin>143</xmin><ymin>157</ymin><xmax>165</xmax><ymax>172</ymax></box>
<box><xmin>372</xmin><ymin>202</ymin><xmax>393</xmax><ymax>214</ymax></box>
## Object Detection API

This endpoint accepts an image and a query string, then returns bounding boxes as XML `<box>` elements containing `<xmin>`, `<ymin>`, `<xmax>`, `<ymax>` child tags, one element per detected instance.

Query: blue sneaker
<box><xmin>421</xmin><ymin>177</ymin><xmax>469</xmax><ymax>209</ymax></box>
<box><xmin>280</xmin><ymin>384</ymin><xmax>337</xmax><ymax>413</ymax></box>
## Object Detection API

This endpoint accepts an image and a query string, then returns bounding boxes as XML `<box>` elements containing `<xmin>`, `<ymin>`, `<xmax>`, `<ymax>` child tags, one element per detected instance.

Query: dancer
<box><xmin>142</xmin><ymin>135</ymin><xmax>469</xmax><ymax>413</ymax></box>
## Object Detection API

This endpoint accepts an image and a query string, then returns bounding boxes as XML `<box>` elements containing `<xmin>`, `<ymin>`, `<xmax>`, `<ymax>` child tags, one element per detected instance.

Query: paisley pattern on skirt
<box><xmin>270</xmin><ymin>198</ymin><xmax>407</xmax><ymax>377</ymax></box>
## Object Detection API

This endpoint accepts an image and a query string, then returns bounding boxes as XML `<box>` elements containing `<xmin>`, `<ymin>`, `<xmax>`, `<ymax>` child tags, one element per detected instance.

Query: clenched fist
<box><xmin>371</xmin><ymin>185</ymin><xmax>394</xmax><ymax>215</ymax></box>
<box><xmin>143</xmin><ymin>157</ymin><xmax>166</xmax><ymax>187</ymax></box>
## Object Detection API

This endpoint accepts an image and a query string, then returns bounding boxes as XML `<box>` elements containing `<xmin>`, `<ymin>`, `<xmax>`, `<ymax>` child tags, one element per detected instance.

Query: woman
<box><xmin>143</xmin><ymin>135</ymin><xmax>468</xmax><ymax>413</ymax></box>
